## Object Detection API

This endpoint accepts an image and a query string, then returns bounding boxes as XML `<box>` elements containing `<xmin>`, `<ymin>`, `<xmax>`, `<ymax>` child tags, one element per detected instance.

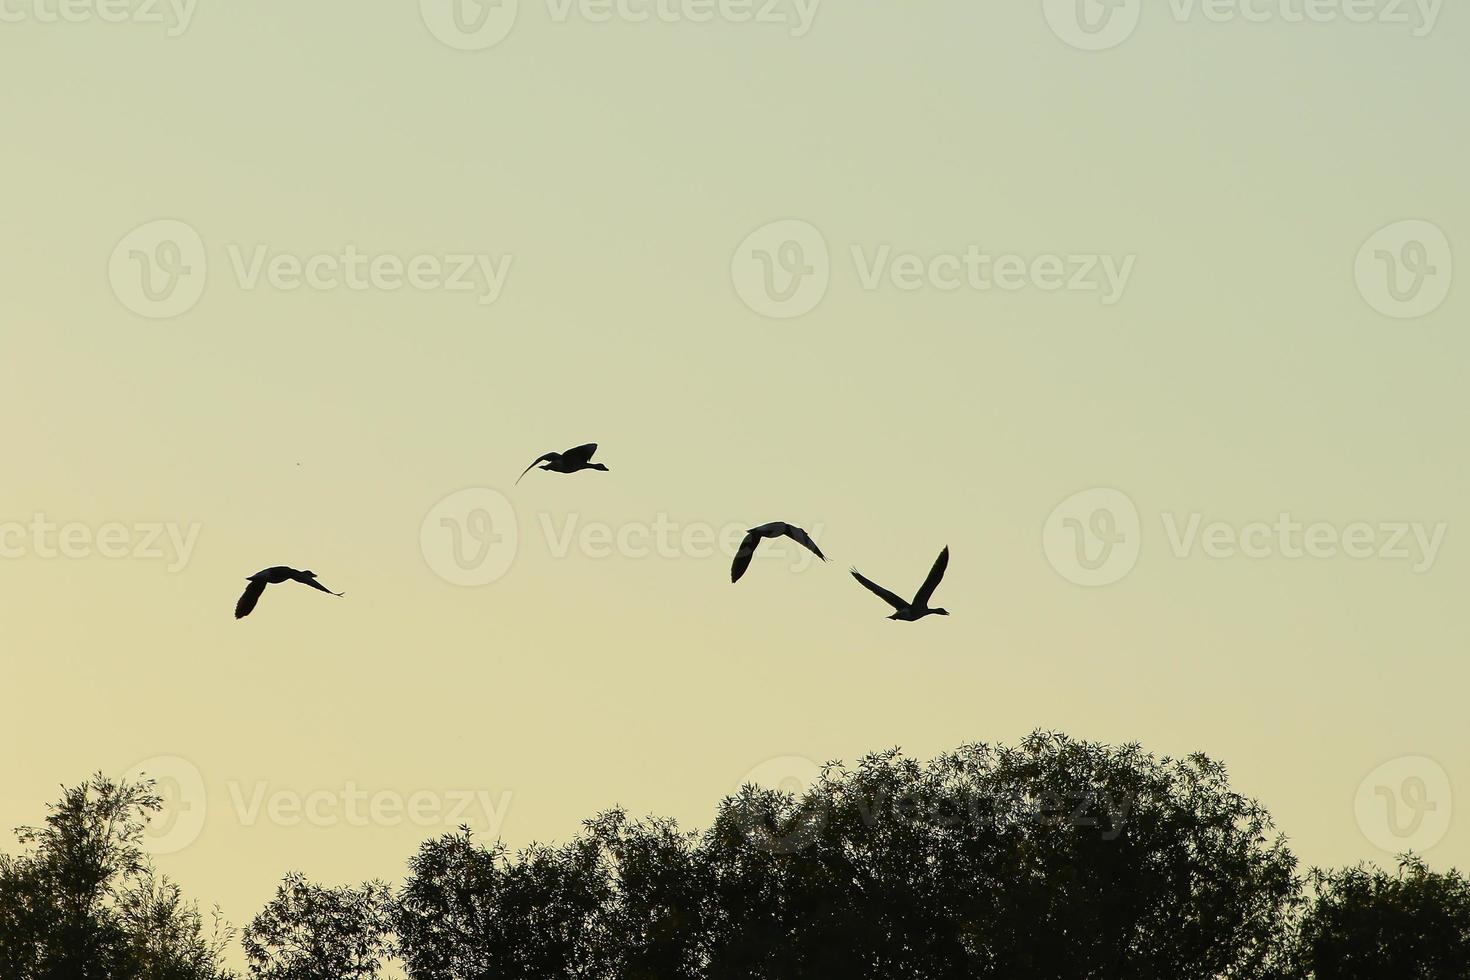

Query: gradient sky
<box><xmin>1</xmin><ymin>0</ymin><xmax>1466</xmax><ymax>948</ymax></box>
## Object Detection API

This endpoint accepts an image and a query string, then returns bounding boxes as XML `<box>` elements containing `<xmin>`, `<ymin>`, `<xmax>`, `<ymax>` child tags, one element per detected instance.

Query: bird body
<box><xmin>851</xmin><ymin>547</ymin><xmax>950</xmax><ymax>621</ymax></box>
<box><xmin>517</xmin><ymin>443</ymin><xmax>610</xmax><ymax>483</ymax></box>
<box><xmin>235</xmin><ymin>566</ymin><xmax>344</xmax><ymax>619</ymax></box>
<box><xmin>731</xmin><ymin>521</ymin><xmax>827</xmax><ymax>583</ymax></box>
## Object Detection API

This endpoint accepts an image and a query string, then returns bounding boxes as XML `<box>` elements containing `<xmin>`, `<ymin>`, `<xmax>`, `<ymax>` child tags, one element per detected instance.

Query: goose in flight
<box><xmin>517</xmin><ymin>443</ymin><xmax>610</xmax><ymax>484</ymax></box>
<box><xmin>235</xmin><ymin>566</ymin><xmax>344</xmax><ymax>620</ymax></box>
<box><xmin>731</xmin><ymin>522</ymin><xmax>827</xmax><ymax>583</ymax></box>
<box><xmin>850</xmin><ymin>547</ymin><xmax>950</xmax><ymax>621</ymax></box>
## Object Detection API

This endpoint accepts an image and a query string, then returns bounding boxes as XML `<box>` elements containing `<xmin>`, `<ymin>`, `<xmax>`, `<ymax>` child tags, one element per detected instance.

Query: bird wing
<box><xmin>850</xmin><ymin>569</ymin><xmax>907</xmax><ymax>611</ymax></box>
<box><xmin>730</xmin><ymin>530</ymin><xmax>762</xmax><ymax>583</ymax></box>
<box><xmin>235</xmin><ymin>579</ymin><xmax>267</xmax><ymax>619</ymax></box>
<box><xmin>561</xmin><ymin>443</ymin><xmax>598</xmax><ymax>465</ymax></box>
<box><xmin>298</xmin><ymin>576</ymin><xmax>344</xmax><ymax>597</ymax></box>
<box><xmin>913</xmin><ymin>546</ymin><xmax>950</xmax><ymax>607</ymax></box>
<box><xmin>516</xmin><ymin>453</ymin><xmax>559</xmax><ymax>484</ymax></box>
<box><xmin>783</xmin><ymin>524</ymin><xmax>827</xmax><ymax>564</ymax></box>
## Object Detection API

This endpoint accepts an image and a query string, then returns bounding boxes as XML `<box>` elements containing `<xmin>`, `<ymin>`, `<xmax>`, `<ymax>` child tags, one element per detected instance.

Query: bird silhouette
<box><xmin>850</xmin><ymin>547</ymin><xmax>950</xmax><ymax>621</ymax></box>
<box><xmin>517</xmin><ymin>443</ymin><xmax>610</xmax><ymax>484</ymax></box>
<box><xmin>730</xmin><ymin>522</ymin><xmax>827</xmax><ymax>583</ymax></box>
<box><xmin>235</xmin><ymin>566</ymin><xmax>344</xmax><ymax>620</ymax></box>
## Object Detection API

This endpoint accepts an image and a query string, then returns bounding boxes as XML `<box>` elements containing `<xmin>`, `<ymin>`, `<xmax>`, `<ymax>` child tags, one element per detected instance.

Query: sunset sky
<box><xmin>1</xmin><ymin>0</ymin><xmax>1465</xmax><ymax>941</ymax></box>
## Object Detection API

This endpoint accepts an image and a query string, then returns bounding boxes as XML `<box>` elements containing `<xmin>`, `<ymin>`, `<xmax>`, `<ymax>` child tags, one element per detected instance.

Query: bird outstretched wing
<box><xmin>913</xmin><ymin>547</ymin><xmax>950</xmax><ymax>607</ymax></box>
<box><xmin>235</xmin><ymin>579</ymin><xmax>267</xmax><ymax>620</ymax></box>
<box><xmin>298</xmin><ymin>576</ymin><xmax>344</xmax><ymax>597</ymax></box>
<box><xmin>851</xmin><ymin>569</ymin><xmax>907</xmax><ymax>611</ymax></box>
<box><xmin>561</xmin><ymin>443</ymin><xmax>598</xmax><ymax>465</ymax></box>
<box><xmin>782</xmin><ymin>524</ymin><xmax>827</xmax><ymax>564</ymax></box>
<box><xmin>517</xmin><ymin>453</ymin><xmax>559</xmax><ymax>484</ymax></box>
<box><xmin>730</xmin><ymin>530</ymin><xmax>762</xmax><ymax>583</ymax></box>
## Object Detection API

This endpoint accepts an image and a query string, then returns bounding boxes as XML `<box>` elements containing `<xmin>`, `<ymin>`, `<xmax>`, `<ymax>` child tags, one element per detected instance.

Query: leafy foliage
<box><xmin>13</xmin><ymin>740</ymin><xmax>1468</xmax><ymax>980</ymax></box>
<box><xmin>270</xmin><ymin>733</ymin><xmax>1303</xmax><ymax>979</ymax></box>
<box><xmin>242</xmin><ymin>873</ymin><xmax>395</xmax><ymax>980</ymax></box>
<box><xmin>1296</xmin><ymin>856</ymin><xmax>1470</xmax><ymax>979</ymax></box>
<box><xmin>0</xmin><ymin>774</ymin><xmax>235</xmax><ymax>980</ymax></box>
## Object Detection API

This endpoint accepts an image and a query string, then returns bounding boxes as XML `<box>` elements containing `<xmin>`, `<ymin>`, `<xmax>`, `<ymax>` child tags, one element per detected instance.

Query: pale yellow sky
<box><xmin>1</xmin><ymin>0</ymin><xmax>1465</xmax><ymax>944</ymax></box>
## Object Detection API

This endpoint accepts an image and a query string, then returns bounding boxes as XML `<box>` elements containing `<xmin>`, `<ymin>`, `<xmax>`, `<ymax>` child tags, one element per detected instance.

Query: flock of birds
<box><xmin>234</xmin><ymin>442</ymin><xmax>951</xmax><ymax>622</ymax></box>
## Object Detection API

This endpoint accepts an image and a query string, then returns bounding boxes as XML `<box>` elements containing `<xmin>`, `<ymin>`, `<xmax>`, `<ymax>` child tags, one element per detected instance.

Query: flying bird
<box><xmin>730</xmin><ymin>521</ymin><xmax>827</xmax><ymax>583</ymax></box>
<box><xmin>235</xmin><ymin>566</ymin><xmax>344</xmax><ymax>620</ymax></box>
<box><xmin>850</xmin><ymin>547</ymin><xmax>951</xmax><ymax>621</ymax></box>
<box><xmin>517</xmin><ymin>443</ymin><xmax>610</xmax><ymax>484</ymax></box>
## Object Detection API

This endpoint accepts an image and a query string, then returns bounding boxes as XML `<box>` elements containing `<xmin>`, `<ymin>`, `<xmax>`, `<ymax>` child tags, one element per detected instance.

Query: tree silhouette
<box><xmin>0</xmin><ymin>775</ymin><xmax>235</xmax><ymax>980</ymax></box>
<box><xmin>242</xmin><ymin>873</ymin><xmax>394</xmax><ymax>980</ymax></box>
<box><xmin>271</xmin><ymin>733</ymin><xmax>1302</xmax><ymax>979</ymax></box>
<box><xmin>1295</xmin><ymin>856</ymin><xmax>1470</xmax><ymax>979</ymax></box>
<box><xmin>694</xmin><ymin>733</ymin><xmax>1301</xmax><ymax>979</ymax></box>
<box><xmin>12</xmin><ymin>740</ymin><xmax>1468</xmax><ymax>979</ymax></box>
